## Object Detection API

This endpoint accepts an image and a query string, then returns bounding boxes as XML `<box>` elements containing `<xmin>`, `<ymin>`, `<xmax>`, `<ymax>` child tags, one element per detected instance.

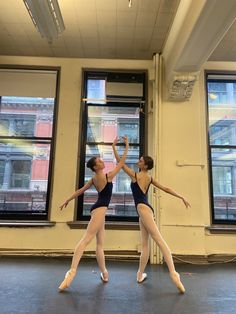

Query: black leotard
<box><xmin>90</xmin><ymin>174</ymin><xmax>113</xmax><ymax>212</ymax></box>
<box><xmin>130</xmin><ymin>173</ymin><xmax>154</xmax><ymax>212</ymax></box>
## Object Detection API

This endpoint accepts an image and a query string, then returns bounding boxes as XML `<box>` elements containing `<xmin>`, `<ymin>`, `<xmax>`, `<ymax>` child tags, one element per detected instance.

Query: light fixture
<box><xmin>128</xmin><ymin>0</ymin><xmax>132</xmax><ymax>8</ymax></box>
<box><xmin>23</xmin><ymin>0</ymin><xmax>65</xmax><ymax>43</ymax></box>
<box><xmin>208</xmin><ymin>93</ymin><xmax>218</xmax><ymax>100</ymax></box>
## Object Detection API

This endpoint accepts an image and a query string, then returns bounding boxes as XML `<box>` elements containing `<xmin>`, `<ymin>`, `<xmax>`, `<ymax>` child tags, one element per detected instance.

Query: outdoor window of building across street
<box><xmin>207</xmin><ymin>73</ymin><xmax>236</xmax><ymax>224</ymax></box>
<box><xmin>78</xmin><ymin>71</ymin><xmax>147</xmax><ymax>221</ymax></box>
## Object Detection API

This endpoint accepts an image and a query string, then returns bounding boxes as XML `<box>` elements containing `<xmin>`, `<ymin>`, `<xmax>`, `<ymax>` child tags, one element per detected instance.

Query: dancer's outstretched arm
<box><xmin>108</xmin><ymin>136</ymin><xmax>129</xmax><ymax>181</ymax></box>
<box><xmin>151</xmin><ymin>178</ymin><xmax>191</xmax><ymax>208</ymax></box>
<box><xmin>59</xmin><ymin>179</ymin><xmax>93</xmax><ymax>210</ymax></box>
<box><xmin>112</xmin><ymin>137</ymin><xmax>136</xmax><ymax>180</ymax></box>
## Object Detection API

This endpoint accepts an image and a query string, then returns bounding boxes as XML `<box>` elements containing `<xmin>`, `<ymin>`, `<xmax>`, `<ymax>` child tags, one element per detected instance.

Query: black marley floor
<box><xmin>0</xmin><ymin>256</ymin><xmax>235</xmax><ymax>314</ymax></box>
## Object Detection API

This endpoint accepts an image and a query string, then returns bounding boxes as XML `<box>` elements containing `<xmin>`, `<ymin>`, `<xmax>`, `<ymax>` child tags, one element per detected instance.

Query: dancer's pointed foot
<box><xmin>170</xmin><ymin>271</ymin><xmax>185</xmax><ymax>294</ymax></box>
<box><xmin>137</xmin><ymin>271</ymin><xmax>147</xmax><ymax>283</ymax></box>
<box><xmin>100</xmin><ymin>269</ymin><xmax>109</xmax><ymax>283</ymax></box>
<box><xmin>58</xmin><ymin>268</ymin><xmax>76</xmax><ymax>291</ymax></box>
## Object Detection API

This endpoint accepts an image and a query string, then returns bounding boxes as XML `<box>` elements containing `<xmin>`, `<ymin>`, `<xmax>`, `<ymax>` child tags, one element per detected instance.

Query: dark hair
<box><xmin>86</xmin><ymin>157</ymin><xmax>97</xmax><ymax>172</ymax></box>
<box><xmin>142</xmin><ymin>156</ymin><xmax>154</xmax><ymax>170</ymax></box>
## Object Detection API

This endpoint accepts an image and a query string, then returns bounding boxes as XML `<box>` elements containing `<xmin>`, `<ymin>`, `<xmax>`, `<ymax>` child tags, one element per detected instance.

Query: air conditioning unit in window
<box><xmin>106</xmin><ymin>82</ymin><xmax>143</xmax><ymax>98</ymax></box>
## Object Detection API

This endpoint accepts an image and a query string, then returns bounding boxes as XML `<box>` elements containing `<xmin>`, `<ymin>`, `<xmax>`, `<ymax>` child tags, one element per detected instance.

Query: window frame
<box><xmin>77</xmin><ymin>69</ymin><xmax>147</xmax><ymax>222</ymax></box>
<box><xmin>206</xmin><ymin>71</ymin><xmax>236</xmax><ymax>225</ymax></box>
<box><xmin>0</xmin><ymin>65</ymin><xmax>60</xmax><ymax>220</ymax></box>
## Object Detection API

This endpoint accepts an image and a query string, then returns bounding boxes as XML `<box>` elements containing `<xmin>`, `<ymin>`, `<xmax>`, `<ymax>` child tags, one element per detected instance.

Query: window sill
<box><xmin>67</xmin><ymin>221</ymin><xmax>140</xmax><ymax>230</ymax></box>
<box><xmin>0</xmin><ymin>220</ymin><xmax>56</xmax><ymax>228</ymax></box>
<box><xmin>206</xmin><ymin>225</ymin><xmax>236</xmax><ymax>234</ymax></box>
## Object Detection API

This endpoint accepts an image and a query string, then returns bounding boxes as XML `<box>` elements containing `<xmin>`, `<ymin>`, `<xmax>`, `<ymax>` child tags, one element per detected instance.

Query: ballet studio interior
<box><xmin>0</xmin><ymin>1</ymin><xmax>236</xmax><ymax>313</ymax></box>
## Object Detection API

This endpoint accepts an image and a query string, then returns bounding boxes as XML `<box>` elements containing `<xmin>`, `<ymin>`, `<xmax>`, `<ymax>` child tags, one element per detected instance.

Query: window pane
<box><xmin>87</xmin><ymin>79</ymin><xmax>106</xmax><ymax>104</ymax></box>
<box><xmin>208</xmin><ymin>82</ymin><xmax>236</xmax><ymax>145</ymax></box>
<box><xmin>211</xmin><ymin>148</ymin><xmax>236</xmax><ymax>221</ymax></box>
<box><xmin>87</xmin><ymin>106</ymin><xmax>140</xmax><ymax>144</ymax></box>
<box><xmin>117</xmin><ymin>167</ymin><xmax>136</xmax><ymax>192</ymax></box>
<box><xmin>207</xmin><ymin>77</ymin><xmax>236</xmax><ymax>224</ymax></box>
<box><xmin>0</xmin><ymin>140</ymin><xmax>51</xmax><ymax>213</ymax></box>
<box><xmin>0</xmin><ymin>97</ymin><xmax>54</xmax><ymax>138</ymax></box>
<box><xmin>208</xmin><ymin>82</ymin><xmax>227</xmax><ymax>105</ymax></box>
<box><xmin>87</xmin><ymin>117</ymin><xmax>101</xmax><ymax>142</ymax></box>
<box><xmin>83</xmin><ymin>144</ymin><xmax>139</xmax><ymax>217</ymax></box>
<box><xmin>0</xmin><ymin>69</ymin><xmax>57</xmax><ymax>219</ymax></box>
<box><xmin>0</xmin><ymin>119</ymin><xmax>9</xmax><ymax>136</ymax></box>
<box><xmin>118</xmin><ymin>119</ymin><xmax>139</xmax><ymax>143</ymax></box>
<box><xmin>0</xmin><ymin>160</ymin><xmax>5</xmax><ymax>188</ymax></box>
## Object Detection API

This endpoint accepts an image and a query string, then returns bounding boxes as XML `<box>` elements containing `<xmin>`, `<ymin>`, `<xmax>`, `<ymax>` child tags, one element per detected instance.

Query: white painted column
<box><xmin>150</xmin><ymin>53</ymin><xmax>162</xmax><ymax>264</ymax></box>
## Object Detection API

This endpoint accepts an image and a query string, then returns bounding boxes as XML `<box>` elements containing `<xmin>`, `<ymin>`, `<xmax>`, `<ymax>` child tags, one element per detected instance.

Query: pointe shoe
<box><xmin>170</xmin><ymin>271</ymin><xmax>185</xmax><ymax>294</ymax></box>
<box><xmin>58</xmin><ymin>268</ymin><xmax>76</xmax><ymax>291</ymax></box>
<box><xmin>137</xmin><ymin>272</ymin><xmax>147</xmax><ymax>283</ymax></box>
<box><xmin>100</xmin><ymin>269</ymin><xmax>109</xmax><ymax>283</ymax></box>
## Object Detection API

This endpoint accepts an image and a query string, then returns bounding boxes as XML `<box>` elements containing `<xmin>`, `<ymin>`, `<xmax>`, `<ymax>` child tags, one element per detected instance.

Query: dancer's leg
<box><xmin>96</xmin><ymin>222</ymin><xmax>109</xmax><ymax>282</ymax></box>
<box><xmin>137</xmin><ymin>218</ymin><xmax>149</xmax><ymax>282</ymax></box>
<box><xmin>59</xmin><ymin>207</ymin><xmax>106</xmax><ymax>290</ymax></box>
<box><xmin>137</xmin><ymin>204</ymin><xmax>185</xmax><ymax>293</ymax></box>
<box><xmin>71</xmin><ymin>207</ymin><xmax>107</xmax><ymax>269</ymax></box>
<box><xmin>137</xmin><ymin>204</ymin><xmax>175</xmax><ymax>272</ymax></box>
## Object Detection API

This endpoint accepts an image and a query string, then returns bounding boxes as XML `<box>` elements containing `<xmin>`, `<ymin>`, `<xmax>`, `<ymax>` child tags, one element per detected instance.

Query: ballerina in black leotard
<box><xmin>58</xmin><ymin>136</ymin><xmax>129</xmax><ymax>291</ymax></box>
<box><xmin>90</xmin><ymin>173</ymin><xmax>113</xmax><ymax>212</ymax></box>
<box><xmin>131</xmin><ymin>172</ymin><xmax>154</xmax><ymax>213</ymax></box>
<box><xmin>112</xmin><ymin>141</ymin><xmax>190</xmax><ymax>294</ymax></box>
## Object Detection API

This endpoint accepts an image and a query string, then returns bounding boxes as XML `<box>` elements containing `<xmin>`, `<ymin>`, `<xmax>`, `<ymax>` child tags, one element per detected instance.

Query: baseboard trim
<box><xmin>0</xmin><ymin>249</ymin><xmax>140</xmax><ymax>261</ymax></box>
<box><xmin>173</xmin><ymin>254</ymin><xmax>236</xmax><ymax>264</ymax></box>
<box><xmin>1</xmin><ymin>251</ymin><xmax>236</xmax><ymax>264</ymax></box>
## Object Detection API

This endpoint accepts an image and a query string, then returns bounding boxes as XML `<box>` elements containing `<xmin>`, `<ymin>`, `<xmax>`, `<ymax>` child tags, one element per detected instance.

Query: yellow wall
<box><xmin>0</xmin><ymin>55</ymin><xmax>235</xmax><ymax>259</ymax></box>
<box><xmin>158</xmin><ymin>60</ymin><xmax>236</xmax><ymax>256</ymax></box>
<box><xmin>0</xmin><ymin>56</ymin><xmax>153</xmax><ymax>255</ymax></box>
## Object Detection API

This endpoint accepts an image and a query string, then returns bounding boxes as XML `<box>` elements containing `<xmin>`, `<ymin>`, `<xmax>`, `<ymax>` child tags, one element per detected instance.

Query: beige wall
<box><xmin>0</xmin><ymin>55</ymin><xmax>235</xmax><ymax>260</ymax></box>
<box><xmin>158</xmin><ymin>60</ymin><xmax>236</xmax><ymax>257</ymax></box>
<box><xmin>0</xmin><ymin>56</ymin><xmax>153</xmax><ymax>256</ymax></box>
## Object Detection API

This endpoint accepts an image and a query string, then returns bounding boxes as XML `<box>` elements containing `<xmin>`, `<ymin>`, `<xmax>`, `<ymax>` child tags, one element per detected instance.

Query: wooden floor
<box><xmin>0</xmin><ymin>256</ymin><xmax>235</xmax><ymax>314</ymax></box>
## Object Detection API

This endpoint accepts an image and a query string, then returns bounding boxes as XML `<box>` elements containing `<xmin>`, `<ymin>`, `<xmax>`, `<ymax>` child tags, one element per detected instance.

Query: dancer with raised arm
<box><xmin>58</xmin><ymin>136</ymin><xmax>129</xmax><ymax>291</ymax></box>
<box><xmin>112</xmin><ymin>139</ymin><xmax>190</xmax><ymax>293</ymax></box>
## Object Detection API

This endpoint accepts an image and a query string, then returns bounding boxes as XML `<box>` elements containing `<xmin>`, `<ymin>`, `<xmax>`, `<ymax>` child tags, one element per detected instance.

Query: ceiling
<box><xmin>209</xmin><ymin>20</ymin><xmax>236</xmax><ymax>61</ymax></box>
<box><xmin>0</xmin><ymin>0</ymin><xmax>235</xmax><ymax>61</ymax></box>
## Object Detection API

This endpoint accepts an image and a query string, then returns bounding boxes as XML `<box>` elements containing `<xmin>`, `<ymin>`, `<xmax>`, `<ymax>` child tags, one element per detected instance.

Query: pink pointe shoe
<box><xmin>137</xmin><ymin>272</ymin><xmax>147</xmax><ymax>283</ymax></box>
<box><xmin>58</xmin><ymin>268</ymin><xmax>76</xmax><ymax>291</ymax></box>
<box><xmin>170</xmin><ymin>271</ymin><xmax>185</xmax><ymax>294</ymax></box>
<box><xmin>100</xmin><ymin>269</ymin><xmax>109</xmax><ymax>283</ymax></box>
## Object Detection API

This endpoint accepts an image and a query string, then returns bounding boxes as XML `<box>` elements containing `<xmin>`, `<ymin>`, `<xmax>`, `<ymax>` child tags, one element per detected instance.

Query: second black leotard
<box><xmin>90</xmin><ymin>174</ymin><xmax>113</xmax><ymax>212</ymax></box>
<box><xmin>130</xmin><ymin>173</ymin><xmax>154</xmax><ymax>212</ymax></box>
